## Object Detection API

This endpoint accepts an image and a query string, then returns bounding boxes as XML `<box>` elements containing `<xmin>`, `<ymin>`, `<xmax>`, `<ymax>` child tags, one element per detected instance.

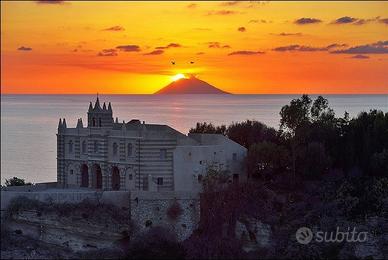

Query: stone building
<box><xmin>57</xmin><ymin>97</ymin><xmax>247</xmax><ymax>192</ymax></box>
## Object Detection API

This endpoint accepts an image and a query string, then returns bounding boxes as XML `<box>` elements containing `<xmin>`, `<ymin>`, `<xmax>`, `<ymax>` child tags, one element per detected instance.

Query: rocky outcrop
<box><xmin>235</xmin><ymin>216</ymin><xmax>272</xmax><ymax>252</ymax></box>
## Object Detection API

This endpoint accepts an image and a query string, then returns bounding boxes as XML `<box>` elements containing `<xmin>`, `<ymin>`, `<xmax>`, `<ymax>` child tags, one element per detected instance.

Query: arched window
<box><xmin>94</xmin><ymin>140</ymin><xmax>98</xmax><ymax>153</ymax></box>
<box><xmin>127</xmin><ymin>143</ymin><xmax>133</xmax><ymax>157</ymax></box>
<box><xmin>82</xmin><ymin>141</ymin><xmax>87</xmax><ymax>154</ymax></box>
<box><xmin>92</xmin><ymin>117</ymin><xmax>96</xmax><ymax>127</ymax></box>
<box><xmin>99</xmin><ymin>118</ymin><xmax>102</xmax><ymax>127</ymax></box>
<box><xmin>113</xmin><ymin>142</ymin><xmax>118</xmax><ymax>156</ymax></box>
<box><xmin>68</xmin><ymin>140</ymin><xmax>73</xmax><ymax>153</ymax></box>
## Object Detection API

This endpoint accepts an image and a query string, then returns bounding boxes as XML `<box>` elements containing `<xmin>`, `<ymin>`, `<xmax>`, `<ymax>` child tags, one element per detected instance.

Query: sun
<box><xmin>171</xmin><ymin>73</ymin><xmax>186</xmax><ymax>81</ymax></box>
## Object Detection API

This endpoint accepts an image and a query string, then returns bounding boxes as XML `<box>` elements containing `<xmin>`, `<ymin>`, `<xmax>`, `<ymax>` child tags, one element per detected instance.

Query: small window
<box><xmin>233</xmin><ymin>153</ymin><xmax>237</xmax><ymax>161</ymax></box>
<box><xmin>99</xmin><ymin>118</ymin><xmax>102</xmax><ymax>127</ymax></box>
<box><xmin>113</xmin><ymin>142</ymin><xmax>118</xmax><ymax>156</ymax></box>
<box><xmin>160</xmin><ymin>149</ymin><xmax>167</xmax><ymax>160</ymax></box>
<box><xmin>214</xmin><ymin>152</ymin><xmax>217</xmax><ymax>155</ymax></box>
<box><xmin>92</xmin><ymin>118</ymin><xmax>96</xmax><ymax>127</ymax></box>
<box><xmin>127</xmin><ymin>143</ymin><xmax>133</xmax><ymax>157</ymax></box>
<box><xmin>82</xmin><ymin>141</ymin><xmax>87</xmax><ymax>154</ymax></box>
<box><xmin>68</xmin><ymin>140</ymin><xmax>73</xmax><ymax>153</ymax></box>
<box><xmin>198</xmin><ymin>174</ymin><xmax>203</xmax><ymax>183</ymax></box>
<box><xmin>233</xmin><ymin>174</ymin><xmax>239</xmax><ymax>183</ymax></box>
<box><xmin>199</xmin><ymin>160</ymin><xmax>202</xmax><ymax>165</ymax></box>
<box><xmin>70</xmin><ymin>170</ymin><xmax>74</xmax><ymax>175</ymax></box>
<box><xmin>94</xmin><ymin>141</ymin><xmax>98</xmax><ymax>153</ymax></box>
<box><xmin>128</xmin><ymin>174</ymin><xmax>133</xmax><ymax>180</ymax></box>
<box><xmin>157</xmin><ymin>177</ymin><xmax>163</xmax><ymax>185</ymax></box>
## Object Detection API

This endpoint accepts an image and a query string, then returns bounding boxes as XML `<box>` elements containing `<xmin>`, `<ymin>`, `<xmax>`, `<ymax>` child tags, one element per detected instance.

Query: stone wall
<box><xmin>130</xmin><ymin>191</ymin><xmax>200</xmax><ymax>241</ymax></box>
<box><xmin>1</xmin><ymin>189</ymin><xmax>200</xmax><ymax>243</ymax></box>
<box><xmin>1</xmin><ymin>190</ymin><xmax>130</xmax><ymax>211</ymax></box>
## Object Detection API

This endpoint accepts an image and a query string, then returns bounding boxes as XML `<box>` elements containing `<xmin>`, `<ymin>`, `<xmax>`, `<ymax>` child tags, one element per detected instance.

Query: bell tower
<box><xmin>87</xmin><ymin>96</ymin><xmax>113</xmax><ymax>128</ymax></box>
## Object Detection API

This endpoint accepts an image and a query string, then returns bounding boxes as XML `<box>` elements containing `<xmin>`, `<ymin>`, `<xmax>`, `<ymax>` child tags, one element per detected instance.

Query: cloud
<box><xmin>326</xmin><ymin>43</ymin><xmax>348</xmax><ymax>49</ymax></box>
<box><xmin>144</xmin><ymin>50</ymin><xmax>164</xmax><ymax>55</ymax></box>
<box><xmin>220</xmin><ymin>1</ymin><xmax>240</xmax><ymax>6</ymax></box>
<box><xmin>207</xmin><ymin>42</ymin><xmax>231</xmax><ymax>48</ymax></box>
<box><xmin>187</xmin><ymin>3</ymin><xmax>197</xmax><ymax>8</ymax></box>
<box><xmin>378</xmin><ymin>18</ymin><xmax>388</xmax><ymax>25</ymax></box>
<box><xmin>103</xmin><ymin>26</ymin><xmax>125</xmax><ymax>31</ymax></box>
<box><xmin>351</xmin><ymin>54</ymin><xmax>369</xmax><ymax>59</ymax></box>
<box><xmin>194</xmin><ymin>28</ymin><xmax>212</xmax><ymax>31</ymax></box>
<box><xmin>249</xmin><ymin>19</ymin><xmax>270</xmax><ymax>23</ymax></box>
<box><xmin>196</xmin><ymin>52</ymin><xmax>205</xmax><ymax>55</ymax></box>
<box><xmin>332</xmin><ymin>16</ymin><xmax>357</xmax><ymax>24</ymax></box>
<box><xmin>17</xmin><ymin>46</ymin><xmax>32</xmax><ymax>51</ymax></box>
<box><xmin>116</xmin><ymin>45</ymin><xmax>141</xmax><ymax>52</ymax></box>
<box><xmin>36</xmin><ymin>0</ymin><xmax>65</xmax><ymax>4</ymax></box>
<box><xmin>155</xmin><ymin>43</ymin><xmax>182</xmax><ymax>49</ymax></box>
<box><xmin>272</xmin><ymin>32</ymin><xmax>302</xmax><ymax>36</ymax></box>
<box><xmin>273</xmin><ymin>43</ymin><xmax>347</xmax><ymax>52</ymax></box>
<box><xmin>238</xmin><ymin>27</ymin><xmax>246</xmax><ymax>32</ymax></box>
<box><xmin>331</xmin><ymin>41</ymin><xmax>388</xmax><ymax>54</ymax></box>
<box><xmin>228</xmin><ymin>50</ymin><xmax>265</xmax><ymax>56</ymax></box>
<box><xmin>97</xmin><ymin>49</ymin><xmax>117</xmax><ymax>56</ymax></box>
<box><xmin>331</xmin><ymin>16</ymin><xmax>387</xmax><ymax>26</ymax></box>
<box><xmin>294</xmin><ymin>18</ymin><xmax>322</xmax><ymax>25</ymax></box>
<box><xmin>206</xmin><ymin>10</ymin><xmax>238</xmax><ymax>16</ymax></box>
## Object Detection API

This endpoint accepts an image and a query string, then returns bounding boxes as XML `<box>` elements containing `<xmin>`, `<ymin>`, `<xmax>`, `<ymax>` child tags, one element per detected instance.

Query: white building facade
<box><xmin>57</xmin><ymin>97</ymin><xmax>247</xmax><ymax>192</ymax></box>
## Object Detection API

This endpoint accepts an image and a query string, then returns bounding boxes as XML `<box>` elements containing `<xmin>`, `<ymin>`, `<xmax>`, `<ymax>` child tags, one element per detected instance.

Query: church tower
<box><xmin>87</xmin><ymin>96</ymin><xmax>113</xmax><ymax>128</ymax></box>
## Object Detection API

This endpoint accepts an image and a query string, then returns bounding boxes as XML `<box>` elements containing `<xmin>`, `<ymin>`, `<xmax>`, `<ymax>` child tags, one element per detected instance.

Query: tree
<box><xmin>247</xmin><ymin>141</ymin><xmax>290</xmax><ymax>179</ymax></box>
<box><xmin>279</xmin><ymin>94</ymin><xmax>312</xmax><ymax>181</ymax></box>
<box><xmin>4</xmin><ymin>177</ymin><xmax>31</xmax><ymax>187</ymax></box>
<box><xmin>226</xmin><ymin>120</ymin><xmax>279</xmax><ymax>148</ymax></box>
<box><xmin>201</xmin><ymin>164</ymin><xmax>230</xmax><ymax>192</ymax></box>
<box><xmin>189</xmin><ymin>122</ymin><xmax>227</xmax><ymax>135</ymax></box>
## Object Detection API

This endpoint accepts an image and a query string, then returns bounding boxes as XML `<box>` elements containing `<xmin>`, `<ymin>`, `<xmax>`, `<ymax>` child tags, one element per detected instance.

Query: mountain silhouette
<box><xmin>155</xmin><ymin>76</ymin><xmax>229</xmax><ymax>94</ymax></box>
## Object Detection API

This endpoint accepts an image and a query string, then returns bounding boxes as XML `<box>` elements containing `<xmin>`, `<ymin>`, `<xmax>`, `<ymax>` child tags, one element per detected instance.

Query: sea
<box><xmin>1</xmin><ymin>94</ymin><xmax>387</xmax><ymax>184</ymax></box>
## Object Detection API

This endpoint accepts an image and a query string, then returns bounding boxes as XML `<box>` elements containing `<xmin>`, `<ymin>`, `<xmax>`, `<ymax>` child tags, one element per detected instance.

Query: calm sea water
<box><xmin>1</xmin><ymin>94</ymin><xmax>387</xmax><ymax>183</ymax></box>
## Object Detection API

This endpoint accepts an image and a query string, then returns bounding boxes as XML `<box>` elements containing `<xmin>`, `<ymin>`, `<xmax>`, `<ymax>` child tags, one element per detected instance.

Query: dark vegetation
<box><xmin>4</xmin><ymin>176</ymin><xmax>32</xmax><ymax>186</ymax></box>
<box><xmin>187</xmin><ymin>94</ymin><xmax>388</xmax><ymax>259</ymax></box>
<box><xmin>4</xmin><ymin>196</ymin><xmax>132</xmax><ymax>227</ymax></box>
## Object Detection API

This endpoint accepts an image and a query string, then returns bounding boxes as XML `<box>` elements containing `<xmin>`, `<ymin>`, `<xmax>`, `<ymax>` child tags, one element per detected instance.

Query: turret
<box><xmin>87</xmin><ymin>96</ymin><xmax>114</xmax><ymax>128</ymax></box>
<box><xmin>94</xmin><ymin>96</ymin><xmax>101</xmax><ymax>110</ymax></box>
<box><xmin>76</xmin><ymin>118</ymin><xmax>84</xmax><ymax>128</ymax></box>
<box><xmin>58</xmin><ymin>118</ymin><xmax>63</xmax><ymax>129</ymax></box>
<box><xmin>108</xmin><ymin>102</ymin><xmax>112</xmax><ymax>112</ymax></box>
<box><xmin>62</xmin><ymin>118</ymin><xmax>67</xmax><ymax>128</ymax></box>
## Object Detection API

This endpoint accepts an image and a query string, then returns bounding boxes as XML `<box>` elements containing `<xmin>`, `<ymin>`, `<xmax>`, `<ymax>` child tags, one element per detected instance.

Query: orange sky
<box><xmin>1</xmin><ymin>1</ymin><xmax>388</xmax><ymax>94</ymax></box>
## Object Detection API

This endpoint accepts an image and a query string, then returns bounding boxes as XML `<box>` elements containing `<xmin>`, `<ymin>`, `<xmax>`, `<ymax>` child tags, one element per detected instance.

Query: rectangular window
<box><xmin>233</xmin><ymin>174</ymin><xmax>239</xmax><ymax>183</ymax></box>
<box><xmin>128</xmin><ymin>143</ymin><xmax>133</xmax><ymax>157</ymax></box>
<box><xmin>160</xmin><ymin>149</ymin><xmax>167</xmax><ymax>160</ymax></box>
<box><xmin>143</xmin><ymin>176</ymin><xmax>148</xmax><ymax>191</ymax></box>
<box><xmin>233</xmin><ymin>153</ymin><xmax>237</xmax><ymax>161</ymax></box>
<box><xmin>157</xmin><ymin>177</ymin><xmax>163</xmax><ymax>185</ymax></box>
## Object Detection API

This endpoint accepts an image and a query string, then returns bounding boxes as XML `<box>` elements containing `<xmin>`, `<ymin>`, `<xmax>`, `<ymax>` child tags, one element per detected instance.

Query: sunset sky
<box><xmin>1</xmin><ymin>1</ymin><xmax>388</xmax><ymax>94</ymax></box>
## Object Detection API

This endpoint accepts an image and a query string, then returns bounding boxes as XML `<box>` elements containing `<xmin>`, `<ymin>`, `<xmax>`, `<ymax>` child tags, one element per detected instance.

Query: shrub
<box><xmin>4</xmin><ymin>177</ymin><xmax>32</xmax><ymax>186</ymax></box>
<box><xmin>126</xmin><ymin>227</ymin><xmax>185</xmax><ymax>259</ymax></box>
<box><xmin>166</xmin><ymin>201</ymin><xmax>183</xmax><ymax>220</ymax></box>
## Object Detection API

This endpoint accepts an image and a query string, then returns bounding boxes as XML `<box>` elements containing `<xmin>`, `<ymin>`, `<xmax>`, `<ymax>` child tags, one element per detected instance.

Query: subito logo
<box><xmin>296</xmin><ymin>227</ymin><xmax>313</xmax><ymax>244</ymax></box>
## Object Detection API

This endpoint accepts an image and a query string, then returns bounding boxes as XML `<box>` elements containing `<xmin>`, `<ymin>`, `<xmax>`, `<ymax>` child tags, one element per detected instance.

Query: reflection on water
<box><xmin>1</xmin><ymin>94</ymin><xmax>387</xmax><ymax>183</ymax></box>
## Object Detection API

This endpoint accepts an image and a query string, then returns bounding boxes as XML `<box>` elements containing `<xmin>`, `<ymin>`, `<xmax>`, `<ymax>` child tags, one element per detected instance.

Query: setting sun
<box><xmin>171</xmin><ymin>73</ymin><xmax>186</xmax><ymax>82</ymax></box>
